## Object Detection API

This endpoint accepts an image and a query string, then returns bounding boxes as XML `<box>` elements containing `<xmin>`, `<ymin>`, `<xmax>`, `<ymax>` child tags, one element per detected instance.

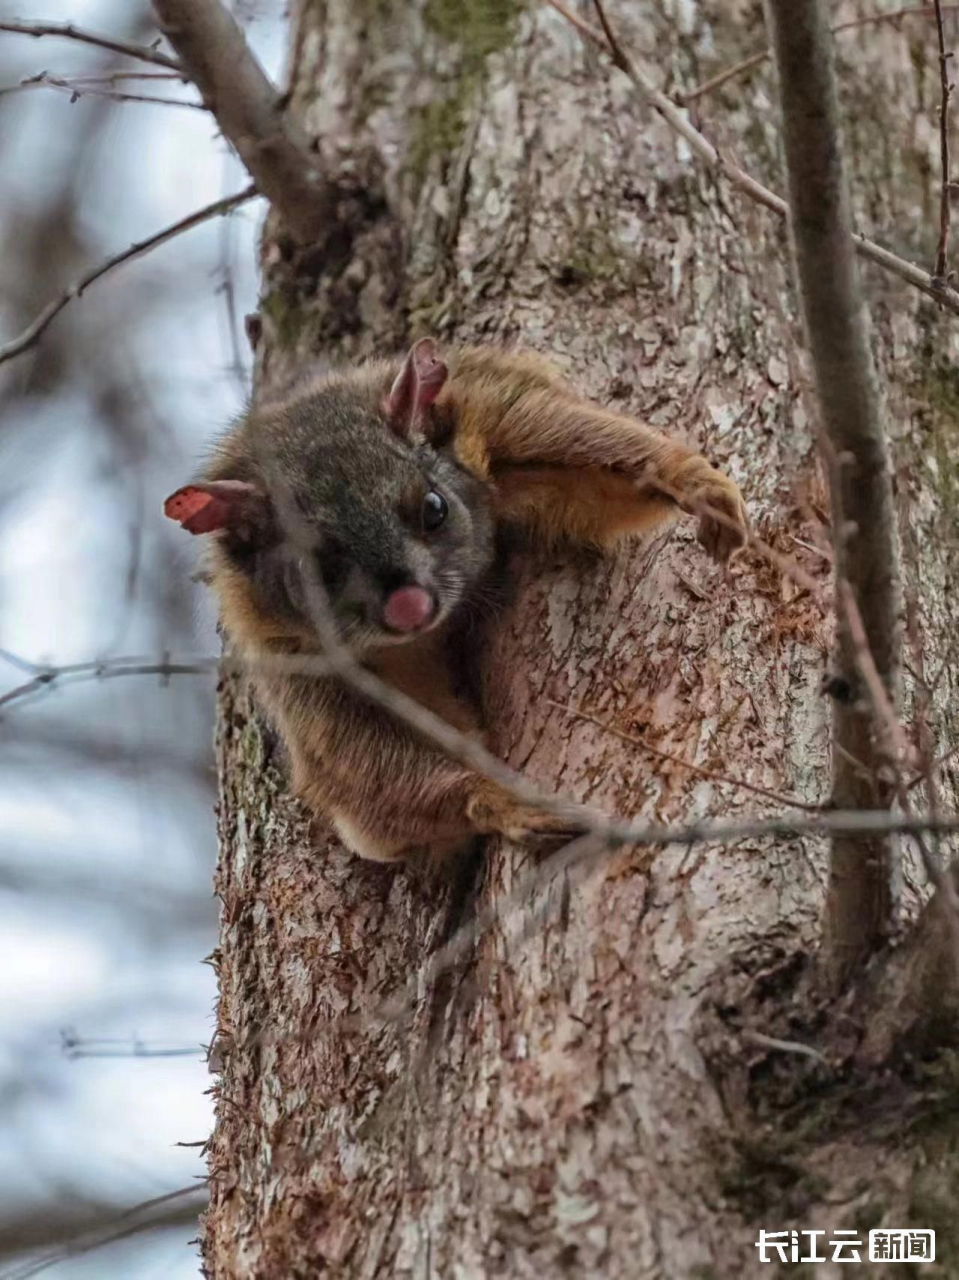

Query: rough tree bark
<box><xmin>202</xmin><ymin>2</ymin><xmax>959</xmax><ymax>1276</ymax></box>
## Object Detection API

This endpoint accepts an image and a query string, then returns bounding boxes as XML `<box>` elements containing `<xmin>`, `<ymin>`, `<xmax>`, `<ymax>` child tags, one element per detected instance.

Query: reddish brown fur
<box><xmin>187</xmin><ymin>344</ymin><xmax>747</xmax><ymax>862</ymax></box>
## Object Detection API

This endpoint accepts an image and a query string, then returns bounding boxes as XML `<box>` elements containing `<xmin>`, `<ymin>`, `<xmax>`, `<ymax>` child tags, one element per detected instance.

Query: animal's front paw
<box><xmin>682</xmin><ymin>464</ymin><xmax>748</xmax><ymax>563</ymax></box>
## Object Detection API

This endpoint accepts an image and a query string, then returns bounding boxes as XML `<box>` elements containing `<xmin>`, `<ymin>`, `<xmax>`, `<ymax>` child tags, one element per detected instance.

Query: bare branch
<box><xmin>933</xmin><ymin>0</ymin><xmax>954</xmax><ymax>280</ymax></box>
<box><xmin>764</xmin><ymin>0</ymin><xmax>902</xmax><ymax>987</ymax></box>
<box><xmin>150</xmin><ymin>0</ymin><xmax>336</xmax><ymax>245</ymax></box>
<box><xmin>0</xmin><ymin>655</ymin><xmax>218</xmax><ymax>711</ymax></box>
<box><xmin>589</xmin><ymin>0</ymin><xmax>629</xmax><ymax>71</ymax></box>
<box><xmin>590</xmin><ymin>805</ymin><xmax>959</xmax><ymax>853</ymax></box>
<box><xmin>0</xmin><ymin>186</ymin><xmax>256</xmax><ymax>367</ymax></box>
<box><xmin>6</xmin><ymin>652</ymin><xmax>959</xmax><ymax>853</ymax></box>
<box><xmin>61</xmin><ymin>1031</ymin><xmax>200</xmax><ymax>1059</ymax></box>
<box><xmin>544</xmin><ymin>0</ymin><xmax>959</xmax><ymax>316</ymax></box>
<box><xmin>0</xmin><ymin>648</ymin><xmax>39</xmax><ymax>675</ymax></box>
<box><xmin>52</xmin><ymin>70</ymin><xmax>183</xmax><ymax>84</ymax></box>
<box><xmin>0</xmin><ymin>1186</ymin><xmax>206</xmax><ymax>1280</ymax></box>
<box><xmin>0</xmin><ymin>18</ymin><xmax>181</xmax><ymax>71</ymax></box>
<box><xmin>4</xmin><ymin>71</ymin><xmax>207</xmax><ymax>110</ymax></box>
<box><xmin>680</xmin><ymin>5</ymin><xmax>959</xmax><ymax>106</ymax></box>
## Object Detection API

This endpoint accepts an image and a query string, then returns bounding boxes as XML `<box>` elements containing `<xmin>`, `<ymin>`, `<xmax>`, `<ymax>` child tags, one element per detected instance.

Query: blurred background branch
<box><xmin>0</xmin><ymin>1</ymin><xmax>279</xmax><ymax>1274</ymax></box>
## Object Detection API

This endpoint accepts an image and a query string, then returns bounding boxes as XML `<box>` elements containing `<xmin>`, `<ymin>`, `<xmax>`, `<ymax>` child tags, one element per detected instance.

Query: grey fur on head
<box><xmin>187</xmin><ymin>355</ymin><xmax>495</xmax><ymax>652</ymax></box>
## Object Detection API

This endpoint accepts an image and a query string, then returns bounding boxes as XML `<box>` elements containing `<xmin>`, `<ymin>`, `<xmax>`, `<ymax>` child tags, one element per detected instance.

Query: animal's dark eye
<box><xmin>422</xmin><ymin>490</ymin><xmax>448</xmax><ymax>532</ymax></box>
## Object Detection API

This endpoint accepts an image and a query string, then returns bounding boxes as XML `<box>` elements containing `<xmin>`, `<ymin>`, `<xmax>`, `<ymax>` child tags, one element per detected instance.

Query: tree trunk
<box><xmin>202</xmin><ymin>2</ymin><xmax>959</xmax><ymax>1275</ymax></box>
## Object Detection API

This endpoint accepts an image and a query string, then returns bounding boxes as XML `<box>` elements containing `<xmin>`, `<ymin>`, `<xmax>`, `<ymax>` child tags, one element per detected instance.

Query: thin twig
<box><xmin>679</xmin><ymin>5</ymin><xmax>959</xmax><ymax>105</ymax></box>
<box><xmin>0</xmin><ymin>647</ymin><xmax>39</xmax><ymax>674</ymax></box>
<box><xmin>0</xmin><ymin>18</ymin><xmax>181</xmax><ymax>71</ymax></box>
<box><xmin>548</xmin><ymin>699</ymin><xmax>824</xmax><ymax>812</ymax></box>
<box><xmin>57</xmin><ymin>70</ymin><xmax>183</xmax><ymax>84</ymax></box>
<box><xmin>0</xmin><ymin>1185</ymin><xmax>207</xmax><ymax>1280</ymax></box>
<box><xmin>590</xmin><ymin>0</ymin><xmax>628</xmax><ymax>69</ymax></box>
<box><xmin>544</xmin><ymin>0</ymin><xmax>959</xmax><ymax>316</ymax></box>
<box><xmin>907</xmin><ymin>739</ymin><xmax>959</xmax><ymax>790</ymax></box>
<box><xmin>678</xmin><ymin>48</ymin><xmax>776</xmax><ymax>105</ymax></box>
<box><xmin>61</xmin><ymin>1032</ymin><xmax>200</xmax><ymax>1059</ymax></box>
<box><xmin>4</xmin><ymin>72</ymin><xmax>206</xmax><ymax>110</ymax></box>
<box><xmin>790</xmin><ymin>534</ymin><xmax>834</xmax><ymax>563</ymax></box>
<box><xmin>0</xmin><ymin>655</ymin><xmax>218</xmax><ymax>711</ymax></box>
<box><xmin>934</xmin><ymin>0</ymin><xmax>954</xmax><ymax>279</ymax></box>
<box><xmin>741</xmin><ymin>1028</ymin><xmax>830</xmax><ymax>1064</ymax></box>
<box><xmin>0</xmin><ymin>185</ymin><xmax>257</xmax><ymax>367</ymax></box>
<box><xmin>837</xmin><ymin>582</ymin><xmax>911</xmax><ymax>768</ymax></box>
<box><xmin>5</xmin><ymin>650</ymin><xmax>959</xmax><ymax>847</ymax></box>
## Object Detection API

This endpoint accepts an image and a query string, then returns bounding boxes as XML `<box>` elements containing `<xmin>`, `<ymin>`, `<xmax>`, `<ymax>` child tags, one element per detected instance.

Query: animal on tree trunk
<box><xmin>165</xmin><ymin>339</ymin><xmax>747</xmax><ymax>861</ymax></box>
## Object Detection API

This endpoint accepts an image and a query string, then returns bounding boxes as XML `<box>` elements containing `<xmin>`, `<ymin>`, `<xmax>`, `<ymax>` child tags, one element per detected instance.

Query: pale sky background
<box><xmin>0</xmin><ymin>2</ymin><xmax>284</xmax><ymax>1274</ymax></box>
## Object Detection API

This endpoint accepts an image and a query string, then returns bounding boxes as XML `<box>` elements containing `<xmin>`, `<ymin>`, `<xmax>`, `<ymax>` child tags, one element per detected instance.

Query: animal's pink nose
<box><xmin>383</xmin><ymin>585</ymin><xmax>435</xmax><ymax>633</ymax></box>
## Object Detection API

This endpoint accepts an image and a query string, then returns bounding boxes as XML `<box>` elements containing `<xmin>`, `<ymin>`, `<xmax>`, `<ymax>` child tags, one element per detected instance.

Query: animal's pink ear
<box><xmin>163</xmin><ymin>480</ymin><xmax>265</xmax><ymax>535</ymax></box>
<box><xmin>384</xmin><ymin>338</ymin><xmax>448</xmax><ymax>439</ymax></box>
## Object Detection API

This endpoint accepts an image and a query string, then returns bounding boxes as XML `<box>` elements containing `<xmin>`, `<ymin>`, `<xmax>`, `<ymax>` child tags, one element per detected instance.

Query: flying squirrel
<box><xmin>165</xmin><ymin>339</ymin><xmax>748</xmax><ymax>862</ymax></box>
